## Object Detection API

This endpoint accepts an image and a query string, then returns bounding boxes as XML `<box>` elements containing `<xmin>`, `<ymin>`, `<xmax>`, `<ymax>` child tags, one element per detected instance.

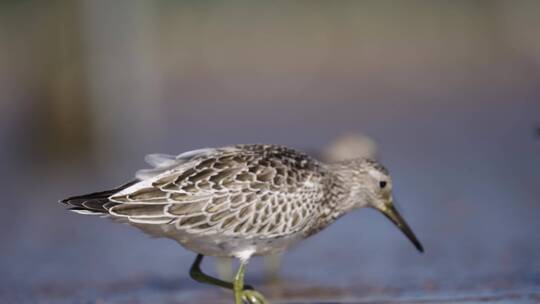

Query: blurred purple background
<box><xmin>1</xmin><ymin>1</ymin><xmax>540</xmax><ymax>303</ymax></box>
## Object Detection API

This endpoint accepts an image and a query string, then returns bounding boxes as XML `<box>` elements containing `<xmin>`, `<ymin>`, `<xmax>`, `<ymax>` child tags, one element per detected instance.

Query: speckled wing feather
<box><xmin>107</xmin><ymin>145</ymin><xmax>327</xmax><ymax>238</ymax></box>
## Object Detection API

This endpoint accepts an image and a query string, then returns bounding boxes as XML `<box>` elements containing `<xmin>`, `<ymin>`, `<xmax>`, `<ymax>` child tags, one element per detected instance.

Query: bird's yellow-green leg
<box><xmin>234</xmin><ymin>261</ymin><xmax>267</xmax><ymax>304</ymax></box>
<box><xmin>190</xmin><ymin>254</ymin><xmax>266</xmax><ymax>303</ymax></box>
<box><xmin>233</xmin><ymin>262</ymin><xmax>245</xmax><ymax>303</ymax></box>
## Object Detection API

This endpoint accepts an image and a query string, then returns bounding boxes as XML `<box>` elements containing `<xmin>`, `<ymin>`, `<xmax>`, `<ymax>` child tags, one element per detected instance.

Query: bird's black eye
<box><xmin>379</xmin><ymin>181</ymin><xmax>387</xmax><ymax>188</ymax></box>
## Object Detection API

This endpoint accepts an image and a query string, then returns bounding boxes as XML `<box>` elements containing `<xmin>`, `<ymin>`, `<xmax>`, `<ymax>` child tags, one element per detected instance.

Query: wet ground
<box><xmin>1</xmin><ymin>96</ymin><xmax>540</xmax><ymax>303</ymax></box>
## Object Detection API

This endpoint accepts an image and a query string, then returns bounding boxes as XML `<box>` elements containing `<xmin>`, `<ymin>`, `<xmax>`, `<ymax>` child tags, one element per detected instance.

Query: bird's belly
<box><xmin>131</xmin><ymin>221</ymin><xmax>305</xmax><ymax>258</ymax></box>
<box><xmin>171</xmin><ymin>230</ymin><xmax>305</xmax><ymax>258</ymax></box>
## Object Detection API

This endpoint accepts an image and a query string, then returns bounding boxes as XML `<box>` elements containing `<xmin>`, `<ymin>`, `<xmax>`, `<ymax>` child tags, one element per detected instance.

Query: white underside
<box><xmin>130</xmin><ymin>221</ymin><xmax>304</xmax><ymax>260</ymax></box>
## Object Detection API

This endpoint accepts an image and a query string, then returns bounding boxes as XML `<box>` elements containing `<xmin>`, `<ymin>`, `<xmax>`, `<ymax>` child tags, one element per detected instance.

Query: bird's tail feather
<box><xmin>60</xmin><ymin>180</ymin><xmax>138</xmax><ymax>215</ymax></box>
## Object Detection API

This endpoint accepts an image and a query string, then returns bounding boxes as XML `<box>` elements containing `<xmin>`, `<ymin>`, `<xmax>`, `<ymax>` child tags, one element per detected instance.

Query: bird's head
<box><xmin>340</xmin><ymin>159</ymin><xmax>424</xmax><ymax>253</ymax></box>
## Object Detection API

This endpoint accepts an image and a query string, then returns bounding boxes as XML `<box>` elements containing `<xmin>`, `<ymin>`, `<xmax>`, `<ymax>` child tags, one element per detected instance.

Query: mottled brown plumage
<box><xmin>62</xmin><ymin>144</ymin><xmax>424</xmax><ymax>304</ymax></box>
<box><xmin>62</xmin><ymin>144</ymin><xmax>422</xmax><ymax>259</ymax></box>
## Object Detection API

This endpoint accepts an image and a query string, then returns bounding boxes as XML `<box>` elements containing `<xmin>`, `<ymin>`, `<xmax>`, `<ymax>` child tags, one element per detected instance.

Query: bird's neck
<box><xmin>327</xmin><ymin>161</ymin><xmax>367</xmax><ymax>207</ymax></box>
<box><xmin>304</xmin><ymin>166</ymin><xmax>359</xmax><ymax>236</ymax></box>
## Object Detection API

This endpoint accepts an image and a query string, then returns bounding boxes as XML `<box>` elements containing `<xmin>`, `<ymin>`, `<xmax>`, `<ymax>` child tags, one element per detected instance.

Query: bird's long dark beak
<box><xmin>380</xmin><ymin>204</ymin><xmax>424</xmax><ymax>253</ymax></box>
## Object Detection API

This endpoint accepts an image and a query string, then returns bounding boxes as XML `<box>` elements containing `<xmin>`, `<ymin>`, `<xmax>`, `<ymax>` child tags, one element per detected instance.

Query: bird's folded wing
<box><xmin>109</xmin><ymin>146</ymin><xmax>324</xmax><ymax>237</ymax></box>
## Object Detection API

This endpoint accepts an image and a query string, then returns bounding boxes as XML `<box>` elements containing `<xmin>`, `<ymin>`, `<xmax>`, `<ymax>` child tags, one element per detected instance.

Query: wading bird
<box><xmin>61</xmin><ymin>144</ymin><xmax>423</xmax><ymax>304</ymax></box>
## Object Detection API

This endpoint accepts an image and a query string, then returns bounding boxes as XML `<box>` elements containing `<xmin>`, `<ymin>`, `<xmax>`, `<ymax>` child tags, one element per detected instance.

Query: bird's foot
<box><xmin>241</xmin><ymin>289</ymin><xmax>267</xmax><ymax>304</ymax></box>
